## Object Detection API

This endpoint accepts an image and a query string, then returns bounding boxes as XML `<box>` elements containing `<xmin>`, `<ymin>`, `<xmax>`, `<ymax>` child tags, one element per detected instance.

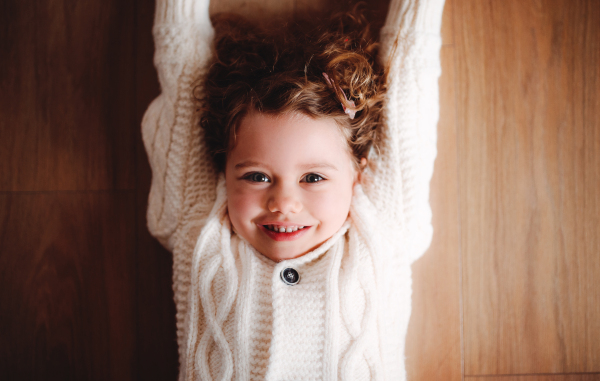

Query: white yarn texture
<box><xmin>141</xmin><ymin>0</ymin><xmax>445</xmax><ymax>379</ymax></box>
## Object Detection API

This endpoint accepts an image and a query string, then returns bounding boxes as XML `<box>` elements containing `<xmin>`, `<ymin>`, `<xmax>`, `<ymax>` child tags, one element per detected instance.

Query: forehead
<box><xmin>228</xmin><ymin>112</ymin><xmax>353</xmax><ymax>168</ymax></box>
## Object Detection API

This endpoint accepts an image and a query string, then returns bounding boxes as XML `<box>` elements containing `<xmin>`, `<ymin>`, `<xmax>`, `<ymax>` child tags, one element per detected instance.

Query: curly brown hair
<box><xmin>197</xmin><ymin>5</ymin><xmax>386</xmax><ymax>172</ymax></box>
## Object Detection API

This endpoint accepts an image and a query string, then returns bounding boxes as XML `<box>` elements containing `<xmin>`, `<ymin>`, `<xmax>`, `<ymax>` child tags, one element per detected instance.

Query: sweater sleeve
<box><xmin>362</xmin><ymin>0</ymin><xmax>445</xmax><ymax>263</ymax></box>
<box><xmin>142</xmin><ymin>0</ymin><xmax>217</xmax><ymax>252</ymax></box>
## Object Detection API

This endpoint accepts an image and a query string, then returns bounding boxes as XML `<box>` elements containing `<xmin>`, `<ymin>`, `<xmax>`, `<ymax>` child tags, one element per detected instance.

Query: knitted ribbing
<box><xmin>142</xmin><ymin>0</ymin><xmax>445</xmax><ymax>379</ymax></box>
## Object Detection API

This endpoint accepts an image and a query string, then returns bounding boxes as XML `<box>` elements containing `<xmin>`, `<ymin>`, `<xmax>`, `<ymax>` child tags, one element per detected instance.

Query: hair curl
<box><xmin>196</xmin><ymin>4</ymin><xmax>386</xmax><ymax>172</ymax></box>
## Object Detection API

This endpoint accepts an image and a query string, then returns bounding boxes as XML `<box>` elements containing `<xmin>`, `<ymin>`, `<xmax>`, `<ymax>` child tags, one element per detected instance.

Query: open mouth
<box><xmin>259</xmin><ymin>224</ymin><xmax>311</xmax><ymax>242</ymax></box>
<box><xmin>263</xmin><ymin>224</ymin><xmax>306</xmax><ymax>233</ymax></box>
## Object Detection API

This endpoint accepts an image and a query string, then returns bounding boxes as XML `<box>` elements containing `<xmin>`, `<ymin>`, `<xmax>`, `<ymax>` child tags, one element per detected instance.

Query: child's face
<box><xmin>225</xmin><ymin>111</ymin><xmax>358</xmax><ymax>262</ymax></box>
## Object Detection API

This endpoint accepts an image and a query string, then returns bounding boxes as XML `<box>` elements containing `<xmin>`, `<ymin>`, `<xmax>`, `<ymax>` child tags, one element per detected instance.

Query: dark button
<box><xmin>280</xmin><ymin>267</ymin><xmax>300</xmax><ymax>286</ymax></box>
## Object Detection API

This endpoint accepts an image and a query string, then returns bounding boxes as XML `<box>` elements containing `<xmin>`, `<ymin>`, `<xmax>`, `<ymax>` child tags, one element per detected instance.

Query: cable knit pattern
<box><xmin>142</xmin><ymin>0</ymin><xmax>445</xmax><ymax>379</ymax></box>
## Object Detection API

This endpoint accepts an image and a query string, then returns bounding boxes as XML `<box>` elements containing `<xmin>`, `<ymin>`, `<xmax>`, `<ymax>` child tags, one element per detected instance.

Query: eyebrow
<box><xmin>234</xmin><ymin>161</ymin><xmax>338</xmax><ymax>171</ymax></box>
<box><xmin>300</xmin><ymin>163</ymin><xmax>339</xmax><ymax>171</ymax></box>
<box><xmin>234</xmin><ymin>161</ymin><xmax>266</xmax><ymax>170</ymax></box>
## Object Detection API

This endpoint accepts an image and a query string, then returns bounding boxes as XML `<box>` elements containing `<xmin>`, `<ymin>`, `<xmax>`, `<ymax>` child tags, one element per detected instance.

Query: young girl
<box><xmin>143</xmin><ymin>0</ymin><xmax>444</xmax><ymax>380</ymax></box>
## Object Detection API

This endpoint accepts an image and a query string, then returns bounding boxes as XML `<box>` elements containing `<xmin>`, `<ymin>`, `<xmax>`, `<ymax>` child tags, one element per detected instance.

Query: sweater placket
<box><xmin>264</xmin><ymin>240</ymin><xmax>342</xmax><ymax>381</ymax></box>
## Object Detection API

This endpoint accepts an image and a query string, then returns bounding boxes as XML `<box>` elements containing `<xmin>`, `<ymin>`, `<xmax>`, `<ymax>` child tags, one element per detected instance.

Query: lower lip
<box><xmin>258</xmin><ymin>225</ymin><xmax>311</xmax><ymax>242</ymax></box>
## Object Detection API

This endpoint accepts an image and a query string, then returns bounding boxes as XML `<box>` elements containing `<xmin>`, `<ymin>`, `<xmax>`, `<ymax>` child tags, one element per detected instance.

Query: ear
<box><xmin>359</xmin><ymin>157</ymin><xmax>367</xmax><ymax>169</ymax></box>
<box><xmin>354</xmin><ymin>157</ymin><xmax>368</xmax><ymax>186</ymax></box>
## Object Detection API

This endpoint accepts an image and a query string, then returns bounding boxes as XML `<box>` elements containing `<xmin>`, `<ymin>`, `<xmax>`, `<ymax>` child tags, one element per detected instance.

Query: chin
<box><xmin>260</xmin><ymin>246</ymin><xmax>306</xmax><ymax>262</ymax></box>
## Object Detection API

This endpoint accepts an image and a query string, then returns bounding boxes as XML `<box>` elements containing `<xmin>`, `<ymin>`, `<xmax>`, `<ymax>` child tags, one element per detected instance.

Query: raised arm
<box><xmin>142</xmin><ymin>0</ymin><xmax>216</xmax><ymax>251</ymax></box>
<box><xmin>363</xmin><ymin>0</ymin><xmax>445</xmax><ymax>262</ymax></box>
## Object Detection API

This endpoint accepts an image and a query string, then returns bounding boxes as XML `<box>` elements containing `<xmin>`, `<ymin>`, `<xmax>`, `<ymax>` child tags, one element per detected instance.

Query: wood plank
<box><xmin>405</xmin><ymin>45</ymin><xmax>462</xmax><ymax>381</ymax></box>
<box><xmin>455</xmin><ymin>0</ymin><xmax>600</xmax><ymax>375</ymax></box>
<box><xmin>209</xmin><ymin>0</ymin><xmax>392</xmax><ymax>34</ymax></box>
<box><xmin>134</xmin><ymin>190</ymin><xmax>179</xmax><ymax>381</ymax></box>
<box><xmin>0</xmin><ymin>0</ymin><xmax>136</xmax><ymax>191</ymax></box>
<box><xmin>135</xmin><ymin>157</ymin><xmax>179</xmax><ymax>381</ymax></box>
<box><xmin>441</xmin><ymin>0</ymin><xmax>454</xmax><ymax>46</ymax></box>
<box><xmin>467</xmin><ymin>374</ymin><xmax>600</xmax><ymax>381</ymax></box>
<box><xmin>0</xmin><ymin>192</ymin><xmax>136</xmax><ymax>380</ymax></box>
<box><xmin>134</xmin><ymin>0</ymin><xmax>179</xmax><ymax>378</ymax></box>
<box><xmin>295</xmin><ymin>0</ymin><xmax>327</xmax><ymax>14</ymax></box>
<box><xmin>210</xmin><ymin>0</ymin><xmax>295</xmax><ymax>20</ymax></box>
<box><xmin>209</xmin><ymin>0</ymin><xmax>386</xmax><ymax>21</ymax></box>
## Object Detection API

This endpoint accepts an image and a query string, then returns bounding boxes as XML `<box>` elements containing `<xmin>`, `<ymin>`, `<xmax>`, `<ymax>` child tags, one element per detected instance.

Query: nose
<box><xmin>267</xmin><ymin>184</ymin><xmax>302</xmax><ymax>215</ymax></box>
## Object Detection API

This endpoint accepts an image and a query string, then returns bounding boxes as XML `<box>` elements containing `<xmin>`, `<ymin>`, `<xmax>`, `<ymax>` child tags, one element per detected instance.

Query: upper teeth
<box><xmin>265</xmin><ymin>225</ymin><xmax>305</xmax><ymax>232</ymax></box>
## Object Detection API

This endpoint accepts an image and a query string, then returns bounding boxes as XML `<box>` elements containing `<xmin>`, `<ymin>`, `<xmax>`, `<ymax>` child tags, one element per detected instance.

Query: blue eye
<box><xmin>245</xmin><ymin>172</ymin><xmax>270</xmax><ymax>183</ymax></box>
<box><xmin>303</xmin><ymin>173</ymin><xmax>324</xmax><ymax>183</ymax></box>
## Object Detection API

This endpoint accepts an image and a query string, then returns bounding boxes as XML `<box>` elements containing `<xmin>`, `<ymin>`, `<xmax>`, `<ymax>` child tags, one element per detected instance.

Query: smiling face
<box><xmin>225</xmin><ymin>111</ymin><xmax>358</xmax><ymax>262</ymax></box>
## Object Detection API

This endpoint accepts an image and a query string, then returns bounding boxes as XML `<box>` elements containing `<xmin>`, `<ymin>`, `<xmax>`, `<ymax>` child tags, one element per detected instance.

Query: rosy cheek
<box><xmin>228</xmin><ymin>190</ymin><xmax>262</xmax><ymax>228</ymax></box>
<box><xmin>307</xmin><ymin>187</ymin><xmax>352</xmax><ymax>224</ymax></box>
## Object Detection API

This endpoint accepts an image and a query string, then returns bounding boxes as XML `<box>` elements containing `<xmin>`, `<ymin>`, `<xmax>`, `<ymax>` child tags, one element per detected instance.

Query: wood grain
<box><xmin>405</xmin><ymin>44</ymin><xmax>462</xmax><ymax>381</ymax></box>
<box><xmin>467</xmin><ymin>375</ymin><xmax>600</xmax><ymax>381</ymax></box>
<box><xmin>455</xmin><ymin>0</ymin><xmax>600</xmax><ymax>375</ymax></box>
<box><xmin>209</xmin><ymin>0</ymin><xmax>295</xmax><ymax>20</ymax></box>
<box><xmin>0</xmin><ymin>192</ymin><xmax>136</xmax><ymax>380</ymax></box>
<box><xmin>0</xmin><ymin>0</ymin><xmax>136</xmax><ymax>192</ymax></box>
<box><xmin>441</xmin><ymin>0</ymin><xmax>454</xmax><ymax>46</ymax></box>
<box><xmin>134</xmin><ymin>0</ymin><xmax>179</xmax><ymax>379</ymax></box>
<box><xmin>209</xmin><ymin>0</ymin><xmax>391</xmax><ymax>33</ymax></box>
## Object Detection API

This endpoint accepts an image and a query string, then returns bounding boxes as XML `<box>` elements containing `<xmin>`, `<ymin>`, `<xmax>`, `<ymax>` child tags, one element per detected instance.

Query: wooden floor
<box><xmin>0</xmin><ymin>0</ymin><xmax>598</xmax><ymax>380</ymax></box>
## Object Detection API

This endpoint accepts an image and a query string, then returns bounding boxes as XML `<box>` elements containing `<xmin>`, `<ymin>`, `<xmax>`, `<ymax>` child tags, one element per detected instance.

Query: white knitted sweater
<box><xmin>142</xmin><ymin>0</ymin><xmax>444</xmax><ymax>380</ymax></box>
